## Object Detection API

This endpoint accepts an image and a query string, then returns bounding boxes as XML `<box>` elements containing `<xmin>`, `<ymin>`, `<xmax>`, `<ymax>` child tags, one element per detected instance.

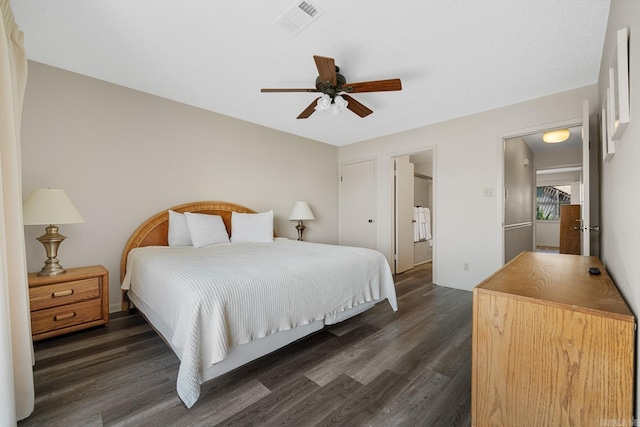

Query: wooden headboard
<box><xmin>120</xmin><ymin>201</ymin><xmax>258</xmax><ymax>309</ymax></box>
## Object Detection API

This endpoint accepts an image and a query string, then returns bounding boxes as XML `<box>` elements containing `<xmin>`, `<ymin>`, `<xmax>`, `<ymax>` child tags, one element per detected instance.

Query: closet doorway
<box><xmin>393</xmin><ymin>150</ymin><xmax>434</xmax><ymax>274</ymax></box>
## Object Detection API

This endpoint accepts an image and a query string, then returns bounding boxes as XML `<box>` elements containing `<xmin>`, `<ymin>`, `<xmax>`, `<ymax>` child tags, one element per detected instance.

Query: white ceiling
<box><xmin>11</xmin><ymin>0</ymin><xmax>611</xmax><ymax>147</ymax></box>
<box><xmin>522</xmin><ymin>126</ymin><xmax>584</xmax><ymax>153</ymax></box>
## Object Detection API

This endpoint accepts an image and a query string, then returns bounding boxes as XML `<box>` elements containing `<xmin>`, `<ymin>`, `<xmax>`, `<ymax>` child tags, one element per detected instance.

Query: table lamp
<box><xmin>23</xmin><ymin>188</ymin><xmax>85</xmax><ymax>276</ymax></box>
<box><xmin>289</xmin><ymin>201</ymin><xmax>315</xmax><ymax>241</ymax></box>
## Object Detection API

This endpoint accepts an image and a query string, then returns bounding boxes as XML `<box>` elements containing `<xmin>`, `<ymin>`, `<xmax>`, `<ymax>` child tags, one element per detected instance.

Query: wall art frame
<box><xmin>602</xmin><ymin>88</ymin><xmax>615</xmax><ymax>161</ymax></box>
<box><xmin>609</xmin><ymin>27</ymin><xmax>630</xmax><ymax>141</ymax></box>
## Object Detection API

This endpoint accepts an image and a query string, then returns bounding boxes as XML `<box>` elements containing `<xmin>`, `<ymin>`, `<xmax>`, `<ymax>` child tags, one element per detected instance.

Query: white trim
<box><xmin>500</xmin><ymin>117</ymin><xmax>582</xmax><ymax>140</ymax></box>
<box><xmin>536</xmin><ymin>165</ymin><xmax>582</xmax><ymax>174</ymax></box>
<box><xmin>504</xmin><ymin>222</ymin><xmax>533</xmax><ymax>231</ymax></box>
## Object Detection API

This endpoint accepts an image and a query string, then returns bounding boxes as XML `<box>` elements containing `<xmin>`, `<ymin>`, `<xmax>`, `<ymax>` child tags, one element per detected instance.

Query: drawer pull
<box><xmin>53</xmin><ymin>312</ymin><xmax>76</xmax><ymax>321</ymax></box>
<box><xmin>52</xmin><ymin>289</ymin><xmax>74</xmax><ymax>298</ymax></box>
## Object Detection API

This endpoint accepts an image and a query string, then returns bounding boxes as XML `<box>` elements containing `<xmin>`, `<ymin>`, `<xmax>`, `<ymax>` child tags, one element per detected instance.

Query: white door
<box><xmin>339</xmin><ymin>160</ymin><xmax>376</xmax><ymax>249</ymax></box>
<box><xmin>581</xmin><ymin>100</ymin><xmax>591</xmax><ymax>256</ymax></box>
<box><xmin>395</xmin><ymin>157</ymin><xmax>414</xmax><ymax>273</ymax></box>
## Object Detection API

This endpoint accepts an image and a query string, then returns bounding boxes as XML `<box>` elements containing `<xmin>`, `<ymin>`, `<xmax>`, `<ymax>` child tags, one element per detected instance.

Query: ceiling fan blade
<box><xmin>261</xmin><ymin>88</ymin><xmax>319</xmax><ymax>93</ymax></box>
<box><xmin>343</xmin><ymin>78</ymin><xmax>402</xmax><ymax>93</ymax></box>
<box><xmin>297</xmin><ymin>97</ymin><xmax>320</xmax><ymax>119</ymax></box>
<box><xmin>342</xmin><ymin>95</ymin><xmax>373</xmax><ymax>118</ymax></box>
<box><xmin>313</xmin><ymin>55</ymin><xmax>336</xmax><ymax>86</ymax></box>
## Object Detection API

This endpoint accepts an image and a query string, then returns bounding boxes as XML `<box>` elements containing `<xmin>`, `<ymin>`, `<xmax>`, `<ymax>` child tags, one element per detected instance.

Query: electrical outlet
<box><xmin>464</xmin><ymin>262</ymin><xmax>470</xmax><ymax>271</ymax></box>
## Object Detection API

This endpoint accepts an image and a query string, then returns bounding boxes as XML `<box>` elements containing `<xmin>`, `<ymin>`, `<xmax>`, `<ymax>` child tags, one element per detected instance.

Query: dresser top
<box><xmin>475</xmin><ymin>252</ymin><xmax>634</xmax><ymax>322</ymax></box>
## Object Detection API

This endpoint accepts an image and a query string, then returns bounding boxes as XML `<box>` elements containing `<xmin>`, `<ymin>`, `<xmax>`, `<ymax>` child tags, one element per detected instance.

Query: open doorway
<box><xmin>503</xmin><ymin>125</ymin><xmax>585</xmax><ymax>263</ymax></box>
<box><xmin>535</xmin><ymin>166</ymin><xmax>582</xmax><ymax>254</ymax></box>
<box><xmin>393</xmin><ymin>150</ymin><xmax>434</xmax><ymax>274</ymax></box>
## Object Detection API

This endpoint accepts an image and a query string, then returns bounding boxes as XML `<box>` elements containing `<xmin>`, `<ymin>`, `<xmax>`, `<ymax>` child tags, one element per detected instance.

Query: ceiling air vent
<box><xmin>275</xmin><ymin>1</ymin><xmax>325</xmax><ymax>35</ymax></box>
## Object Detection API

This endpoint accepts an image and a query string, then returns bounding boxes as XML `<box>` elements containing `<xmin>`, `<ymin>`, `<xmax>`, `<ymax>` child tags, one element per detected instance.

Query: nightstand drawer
<box><xmin>30</xmin><ymin>298</ymin><xmax>104</xmax><ymax>335</ymax></box>
<box><xmin>29</xmin><ymin>277</ymin><xmax>101</xmax><ymax>311</ymax></box>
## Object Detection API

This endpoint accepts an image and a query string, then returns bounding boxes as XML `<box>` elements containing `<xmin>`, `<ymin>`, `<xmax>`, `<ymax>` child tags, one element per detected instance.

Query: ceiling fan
<box><xmin>261</xmin><ymin>55</ymin><xmax>402</xmax><ymax>119</ymax></box>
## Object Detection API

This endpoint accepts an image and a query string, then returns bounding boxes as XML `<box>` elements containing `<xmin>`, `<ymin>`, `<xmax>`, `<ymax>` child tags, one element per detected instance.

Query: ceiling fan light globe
<box><xmin>334</xmin><ymin>95</ymin><xmax>348</xmax><ymax>108</ymax></box>
<box><xmin>331</xmin><ymin>95</ymin><xmax>348</xmax><ymax>115</ymax></box>
<box><xmin>315</xmin><ymin>94</ymin><xmax>331</xmax><ymax>112</ymax></box>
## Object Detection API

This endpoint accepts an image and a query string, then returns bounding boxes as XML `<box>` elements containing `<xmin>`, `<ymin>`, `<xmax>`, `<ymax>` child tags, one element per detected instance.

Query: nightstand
<box><xmin>28</xmin><ymin>265</ymin><xmax>109</xmax><ymax>341</ymax></box>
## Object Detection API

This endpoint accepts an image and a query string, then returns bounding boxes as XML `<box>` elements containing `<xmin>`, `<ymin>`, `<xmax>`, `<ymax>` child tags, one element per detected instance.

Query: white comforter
<box><xmin>122</xmin><ymin>238</ymin><xmax>397</xmax><ymax>407</ymax></box>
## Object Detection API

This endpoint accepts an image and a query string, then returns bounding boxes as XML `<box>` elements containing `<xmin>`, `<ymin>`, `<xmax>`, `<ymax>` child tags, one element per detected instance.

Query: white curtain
<box><xmin>0</xmin><ymin>0</ymin><xmax>34</xmax><ymax>424</ymax></box>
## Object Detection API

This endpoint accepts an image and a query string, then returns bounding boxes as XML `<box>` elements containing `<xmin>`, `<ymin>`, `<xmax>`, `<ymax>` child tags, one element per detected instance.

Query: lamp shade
<box><xmin>289</xmin><ymin>201</ymin><xmax>315</xmax><ymax>221</ymax></box>
<box><xmin>23</xmin><ymin>188</ymin><xmax>85</xmax><ymax>225</ymax></box>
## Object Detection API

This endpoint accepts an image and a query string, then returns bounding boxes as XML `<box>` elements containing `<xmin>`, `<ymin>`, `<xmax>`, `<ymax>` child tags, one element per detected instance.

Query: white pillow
<box><xmin>168</xmin><ymin>210</ymin><xmax>192</xmax><ymax>246</ymax></box>
<box><xmin>231</xmin><ymin>210</ymin><xmax>274</xmax><ymax>243</ymax></box>
<box><xmin>184</xmin><ymin>212</ymin><xmax>230</xmax><ymax>247</ymax></box>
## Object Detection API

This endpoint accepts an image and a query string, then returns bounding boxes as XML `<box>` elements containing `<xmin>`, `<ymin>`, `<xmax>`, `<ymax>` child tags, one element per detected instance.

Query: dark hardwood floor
<box><xmin>19</xmin><ymin>262</ymin><xmax>473</xmax><ymax>427</ymax></box>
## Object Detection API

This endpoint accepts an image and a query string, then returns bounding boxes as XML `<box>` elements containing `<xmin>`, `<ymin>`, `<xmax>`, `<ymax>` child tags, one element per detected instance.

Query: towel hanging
<box><xmin>413</xmin><ymin>207</ymin><xmax>431</xmax><ymax>242</ymax></box>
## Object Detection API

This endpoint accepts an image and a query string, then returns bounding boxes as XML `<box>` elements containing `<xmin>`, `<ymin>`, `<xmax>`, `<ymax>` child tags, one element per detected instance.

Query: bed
<box><xmin>120</xmin><ymin>201</ymin><xmax>398</xmax><ymax>408</ymax></box>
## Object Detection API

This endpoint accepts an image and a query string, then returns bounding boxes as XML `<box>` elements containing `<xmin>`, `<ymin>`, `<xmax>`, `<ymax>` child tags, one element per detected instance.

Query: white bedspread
<box><xmin>122</xmin><ymin>238</ymin><xmax>397</xmax><ymax>408</ymax></box>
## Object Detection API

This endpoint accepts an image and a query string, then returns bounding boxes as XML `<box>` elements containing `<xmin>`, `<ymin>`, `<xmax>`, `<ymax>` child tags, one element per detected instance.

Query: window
<box><xmin>536</xmin><ymin>185</ymin><xmax>571</xmax><ymax>220</ymax></box>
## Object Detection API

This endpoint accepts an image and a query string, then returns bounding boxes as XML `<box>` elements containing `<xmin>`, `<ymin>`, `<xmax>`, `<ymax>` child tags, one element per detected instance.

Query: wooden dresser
<box><xmin>472</xmin><ymin>252</ymin><xmax>634</xmax><ymax>426</ymax></box>
<box><xmin>28</xmin><ymin>265</ymin><xmax>109</xmax><ymax>341</ymax></box>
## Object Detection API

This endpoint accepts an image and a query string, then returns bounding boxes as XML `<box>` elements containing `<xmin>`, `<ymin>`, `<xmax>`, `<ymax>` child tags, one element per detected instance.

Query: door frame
<box><xmin>534</xmin><ymin>165</ymin><xmax>582</xmax><ymax>250</ymax></box>
<box><xmin>498</xmin><ymin>116</ymin><xmax>583</xmax><ymax>264</ymax></box>
<box><xmin>388</xmin><ymin>145</ymin><xmax>437</xmax><ymax>280</ymax></box>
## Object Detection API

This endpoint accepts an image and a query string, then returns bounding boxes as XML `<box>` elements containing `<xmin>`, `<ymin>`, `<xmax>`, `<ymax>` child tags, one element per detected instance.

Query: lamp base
<box><xmin>36</xmin><ymin>225</ymin><xmax>67</xmax><ymax>276</ymax></box>
<box><xmin>37</xmin><ymin>261</ymin><xmax>67</xmax><ymax>277</ymax></box>
<box><xmin>295</xmin><ymin>220</ymin><xmax>306</xmax><ymax>241</ymax></box>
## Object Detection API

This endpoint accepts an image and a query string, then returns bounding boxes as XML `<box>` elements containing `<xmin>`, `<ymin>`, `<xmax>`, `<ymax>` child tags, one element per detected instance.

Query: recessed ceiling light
<box><xmin>542</xmin><ymin>129</ymin><xmax>570</xmax><ymax>144</ymax></box>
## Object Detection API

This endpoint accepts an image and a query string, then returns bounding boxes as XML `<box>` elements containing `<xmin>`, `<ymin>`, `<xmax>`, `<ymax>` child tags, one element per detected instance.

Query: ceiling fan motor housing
<box><xmin>315</xmin><ymin>66</ymin><xmax>347</xmax><ymax>98</ymax></box>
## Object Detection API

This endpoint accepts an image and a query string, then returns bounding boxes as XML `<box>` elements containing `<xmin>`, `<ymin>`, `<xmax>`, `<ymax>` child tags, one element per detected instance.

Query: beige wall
<box><xmin>535</xmin><ymin>221</ymin><xmax>559</xmax><ymax>248</ymax></box>
<box><xmin>504</xmin><ymin>136</ymin><xmax>534</xmax><ymax>263</ymax></box>
<box><xmin>598</xmin><ymin>0</ymin><xmax>640</xmax><ymax>412</ymax></box>
<box><xmin>339</xmin><ymin>84</ymin><xmax>598</xmax><ymax>291</ymax></box>
<box><xmin>21</xmin><ymin>62</ymin><xmax>339</xmax><ymax>312</ymax></box>
<box><xmin>504</xmin><ymin>137</ymin><xmax>534</xmax><ymax>226</ymax></box>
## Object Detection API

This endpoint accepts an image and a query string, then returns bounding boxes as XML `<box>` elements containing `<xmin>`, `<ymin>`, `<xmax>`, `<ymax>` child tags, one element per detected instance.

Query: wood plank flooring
<box><xmin>19</xmin><ymin>263</ymin><xmax>473</xmax><ymax>427</ymax></box>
